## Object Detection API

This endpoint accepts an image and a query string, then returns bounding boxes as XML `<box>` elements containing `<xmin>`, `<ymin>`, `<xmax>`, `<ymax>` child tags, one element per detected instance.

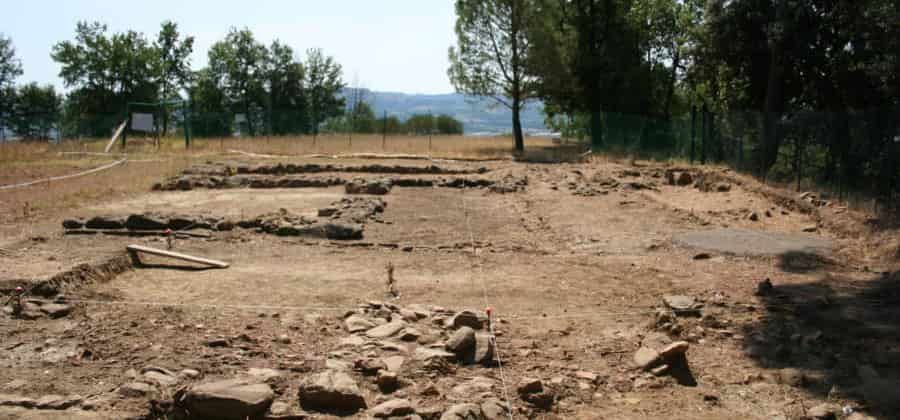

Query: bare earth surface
<box><xmin>1</xmin><ymin>156</ymin><xmax>898</xmax><ymax>420</ymax></box>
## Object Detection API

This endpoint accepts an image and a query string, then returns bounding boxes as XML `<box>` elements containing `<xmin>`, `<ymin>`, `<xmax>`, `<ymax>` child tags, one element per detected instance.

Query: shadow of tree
<box><xmin>740</xmin><ymin>269</ymin><xmax>900</xmax><ymax>418</ymax></box>
<box><xmin>777</xmin><ymin>250</ymin><xmax>838</xmax><ymax>274</ymax></box>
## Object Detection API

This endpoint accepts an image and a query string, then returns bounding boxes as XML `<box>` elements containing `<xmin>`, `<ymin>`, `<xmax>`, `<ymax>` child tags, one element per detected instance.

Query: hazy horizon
<box><xmin>4</xmin><ymin>0</ymin><xmax>458</xmax><ymax>95</ymax></box>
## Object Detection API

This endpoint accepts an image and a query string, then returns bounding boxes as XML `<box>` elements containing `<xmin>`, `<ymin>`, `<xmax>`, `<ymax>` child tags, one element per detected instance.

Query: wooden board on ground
<box><xmin>104</xmin><ymin>120</ymin><xmax>128</xmax><ymax>153</ymax></box>
<box><xmin>126</xmin><ymin>244</ymin><xmax>229</xmax><ymax>269</ymax></box>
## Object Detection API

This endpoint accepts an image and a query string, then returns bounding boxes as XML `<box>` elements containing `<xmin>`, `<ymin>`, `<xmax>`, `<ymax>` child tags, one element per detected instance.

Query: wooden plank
<box><xmin>126</xmin><ymin>244</ymin><xmax>229</xmax><ymax>268</ymax></box>
<box><xmin>104</xmin><ymin>120</ymin><xmax>128</xmax><ymax>153</ymax></box>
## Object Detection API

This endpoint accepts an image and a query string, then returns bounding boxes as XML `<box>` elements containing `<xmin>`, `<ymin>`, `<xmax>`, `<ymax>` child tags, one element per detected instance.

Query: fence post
<box><xmin>382</xmin><ymin>110</ymin><xmax>387</xmax><ymax>150</ymax></box>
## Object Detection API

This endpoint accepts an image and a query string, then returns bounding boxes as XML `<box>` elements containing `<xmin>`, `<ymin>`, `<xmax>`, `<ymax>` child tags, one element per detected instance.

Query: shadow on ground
<box><xmin>740</xmin><ymin>268</ymin><xmax>900</xmax><ymax>418</ymax></box>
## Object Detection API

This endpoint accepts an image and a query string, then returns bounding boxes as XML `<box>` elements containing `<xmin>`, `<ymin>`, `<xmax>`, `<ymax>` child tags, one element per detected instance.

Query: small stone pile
<box><xmin>665</xmin><ymin>169</ymin><xmax>694</xmax><ymax>186</ymax></box>
<box><xmin>488</xmin><ymin>175</ymin><xmax>528</xmax><ymax>194</ymax></box>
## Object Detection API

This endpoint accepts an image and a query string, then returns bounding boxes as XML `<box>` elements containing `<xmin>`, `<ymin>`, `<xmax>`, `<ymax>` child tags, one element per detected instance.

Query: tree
<box><xmin>304</xmin><ymin>48</ymin><xmax>344</xmax><ymax>135</ymax></box>
<box><xmin>266</xmin><ymin>40</ymin><xmax>307</xmax><ymax>135</ymax></box>
<box><xmin>448</xmin><ymin>0</ymin><xmax>536</xmax><ymax>152</ymax></box>
<box><xmin>528</xmin><ymin>0</ymin><xmax>644</xmax><ymax>147</ymax></box>
<box><xmin>1</xmin><ymin>34</ymin><xmax>23</xmax><ymax>140</ymax></box>
<box><xmin>10</xmin><ymin>83</ymin><xmax>61</xmax><ymax>140</ymax></box>
<box><xmin>208</xmin><ymin>28</ymin><xmax>268</xmax><ymax>135</ymax></box>
<box><xmin>435</xmin><ymin>114</ymin><xmax>464</xmax><ymax>134</ymax></box>
<box><xmin>406</xmin><ymin>114</ymin><xmax>435</xmax><ymax>135</ymax></box>
<box><xmin>155</xmin><ymin>21</ymin><xmax>194</xmax><ymax>133</ymax></box>
<box><xmin>189</xmin><ymin>68</ymin><xmax>231</xmax><ymax>137</ymax></box>
<box><xmin>52</xmin><ymin>22</ymin><xmax>159</xmax><ymax>136</ymax></box>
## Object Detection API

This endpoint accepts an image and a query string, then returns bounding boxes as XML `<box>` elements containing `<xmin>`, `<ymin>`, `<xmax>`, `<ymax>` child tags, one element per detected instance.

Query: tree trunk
<box><xmin>512</xmin><ymin>98</ymin><xmax>524</xmax><ymax>152</ymax></box>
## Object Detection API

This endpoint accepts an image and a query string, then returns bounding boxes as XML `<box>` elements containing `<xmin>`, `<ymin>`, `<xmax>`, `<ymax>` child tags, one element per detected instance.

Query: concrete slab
<box><xmin>674</xmin><ymin>228</ymin><xmax>831</xmax><ymax>256</ymax></box>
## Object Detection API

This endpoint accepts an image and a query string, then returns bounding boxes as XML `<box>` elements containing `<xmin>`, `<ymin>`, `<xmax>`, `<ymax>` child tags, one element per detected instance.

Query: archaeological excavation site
<box><xmin>1</xmin><ymin>154</ymin><xmax>898</xmax><ymax>420</ymax></box>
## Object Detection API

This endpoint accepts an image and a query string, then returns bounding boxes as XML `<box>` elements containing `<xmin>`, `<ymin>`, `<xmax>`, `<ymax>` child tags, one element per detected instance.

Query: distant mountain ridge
<box><xmin>343</xmin><ymin>89</ymin><xmax>547</xmax><ymax>135</ymax></box>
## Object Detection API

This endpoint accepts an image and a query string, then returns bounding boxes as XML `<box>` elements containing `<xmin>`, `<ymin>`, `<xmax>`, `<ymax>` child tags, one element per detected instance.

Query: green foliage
<box><xmin>435</xmin><ymin>114</ymin><xmax>464</xmax><ymax>135</ymax></box>
<box><xmin>0</xmin><ymin>34</ymin><xmax>22</xmax><ymax>125</ymax></box>
<box><xmin>9</xmin><ymin>83</ymin><xmax>61</xmax><ymax>140</ymax></box>
<box><xmin>266</xmin><ymin>41</ymin><xmax>307</xmax><ymax>135</ymax></box>
<box><xmin>51</xmin><ymin>22</ymin><xmax>160</xmax><ymax>136</ymax></box>
<box><xmin>305</xmin><ymin>48</ymin><xmax>345</xmax><ymax>134</ymax></box>
<box><xmin>188</xmin><ymin>68</ymin><xmax>231</xmax><ymax>137</ymax></box>
<box><xmin>207</xmin><ymin>28</ymin><xmax>268</xmax><ymax>135</ymax></box>
<box><xmin>448</xmin><ymin>0</ymin><xmax>537</xmax><ymax>150</ymax></box>
<box><xmin>155</xmin><ymin>21</ymin><xmax>194</xmax><ymax>133</ymax></box>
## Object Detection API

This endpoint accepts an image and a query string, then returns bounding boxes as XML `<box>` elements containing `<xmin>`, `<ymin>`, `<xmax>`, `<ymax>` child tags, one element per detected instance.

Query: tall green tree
<box><xmin>529</xmin><ymin>0</ymin><xmax>644</xmax><ymax>147</ymax></box>
<box><xmin>208</xmin><ymin>28</ymin><xmax>268</xmax><ymax>135</ymax></box>
<box><xmin>188</xmin><ymin>68</ymin><xmax>231</xmax><ymax>137</ymax></box>
<box><xmin>265</xmin><ymin>41</ymin><xmax>307</xmax><ymax>135</ymax></box>
<box><xmin>10</xmin><ymin>83</ymin><xmax>61</xmax><ymax>140</ymax></box>
<box><xmin>448</xmin><ymin>0</ymin><xmax>536</xmax><ymax>152</ymax></box>
<box><xmin>52</xmin><ymin>22</ymin><xmax>159</xmax><ymax>136</ymax></box>
<box><xmin>304</xmin><ymin>48</ymin><xmax>344</xmax><ymax>135</ymax></box>
<box><xmin>155</xmin><ymin>21</ymin><xmax>194</xmax><ymax>133</ymax></box>
<box><xmin>0</xmin><ymin>34</ymin><xmax>22</xmax><ymax>140</ymax></box>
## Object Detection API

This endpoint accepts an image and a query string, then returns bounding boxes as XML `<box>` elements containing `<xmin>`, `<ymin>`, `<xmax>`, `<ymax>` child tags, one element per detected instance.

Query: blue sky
<box><xmin>3</xmin><ymin>0</ymin><xmax>457</xmax><ymax>94</ymax></box>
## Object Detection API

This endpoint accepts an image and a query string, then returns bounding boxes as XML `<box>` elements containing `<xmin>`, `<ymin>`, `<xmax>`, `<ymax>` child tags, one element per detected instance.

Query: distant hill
<box><xmin>344</xmin><ymin>89</ymin><xmax>548</xmax><ymax>135</ymax></box>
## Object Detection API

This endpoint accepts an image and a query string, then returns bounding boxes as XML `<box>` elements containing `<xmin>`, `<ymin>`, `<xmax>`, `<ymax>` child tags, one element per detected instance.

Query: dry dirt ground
<box><xmin>0</xmin><ymin>155</ymin><xmax>898</xmax><ymax>420</ymax></box>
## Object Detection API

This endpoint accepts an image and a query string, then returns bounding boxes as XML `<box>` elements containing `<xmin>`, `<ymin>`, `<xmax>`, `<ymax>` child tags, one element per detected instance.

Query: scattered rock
<box><xmin>517</xmin><ymin>378</ymin><xmax>543</xmax><ymax>395</ymax></box>
<box><xmin>517</xmin><ymin>378</ymin><xmax>554</xmax><ymax>409</ymax></box>
<box><xmin>806</xmin><ymin>403</ymin><xmax>840</xmax><ymax>419</ymax></box>
<box><xmin>354</xmin><ymin>357</ymin><xmax>387</xmax><ymax>376</ymax></box>
<box><xmin>481</xmin><ymin>398</ymin><xmax>509</xmax><ymax>420</ymax></box>
<box><xmin>634</xmin><ymin>347</ymin><xmax>661</xmax><ymax>370</ymax></box>
<box><xmin>178</xmin><ymin>379</ymin><xmax>274</xmax><ymax>420</ymax></box>
<box><xmin>448</xmin><ymin>310</ymin><xmax>486</xmax><ymax>330</ymax></box>
<box><xmin>659</xmin><ymin>341</ymin><xmax>689</xmax><ymax>360</ymax></box>
<box><xmin>39</xmin><ymin>303</ymin><xmax>72</xmax><ymax>318</ymax></box>
<box><xmin>445</xmin><ymin>326</ymin><xmax>476</xmax><ymax>361</ymax></box>
<box><xmin>205</xmin><ymin>337</ymin><xmax>230</xmax><ymax>348</ymax></box>
<box><xmin>472</xmin><ymin>333</ymin><xmax>495</xmax><ymax>365</ymax></box>
<box><xmin>662</xmin><ymin>295</ymin><xmax>701</xmax><ymax>316</ymax></box>
<box><xmin>440</xmin><ymin>403</ymin><xmax>483</xmax><ymax>420</ymax></box>
<box><xmin>376</xmin><ymin>371</ymin><xmax>401</xmax><ymax>393</ymax></box>
<box><xmin>298</xmin><ymin>370</ymin><xmax>367</xmax><ymax>414</ymax></box>
<box><xmin>803</xmin><ymin>225</ymin><xmax>819</xmax><ymax>233</ymax></box>
<box><xmin>747</xmin><ymin>211</ymin><xmax>760</xmax><ymax>221</ymax></box>
<box><xmin>118</xmin><ymin>382</ymin><xmax>157</xmax><ymax>398</ymax></box>
<box><xmin>382</xmin><ymin>356</ymin><xmax>405</xmax><ymax>372</ymax></box>
<box><xmin>676</xmin><ymin>172</ymin><xmax>693</xmax><ymax>186</ymax></box>
<box><xmin>345</xmin><ymin>315</ymin><xmax>377</xmax><ymax>333</ymax></box>
<box><xmin>414</xmin><ymin>347</ymin><xmax>455</xmax><ymax>363</ymax></box>
<box><xmin>366</xmin><ymin>321</ymin><xmax>407</xmax><ymax>339</ymax></box>
<box><xmin>369</xmin><ymin>398</ymin><xmax>414</xmax><ymax>418</ymax></box>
